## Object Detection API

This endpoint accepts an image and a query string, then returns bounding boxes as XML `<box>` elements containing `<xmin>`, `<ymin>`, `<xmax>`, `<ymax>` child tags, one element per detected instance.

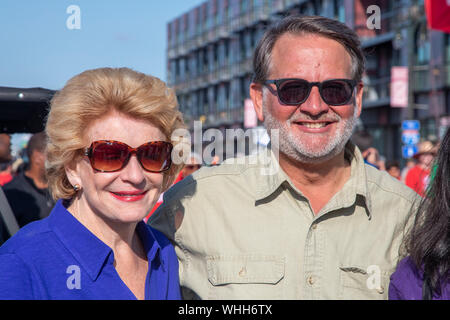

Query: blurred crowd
<box><xmin>0</xmin><ymin>132</ymin><xmax>55</xmax><ymax>243</ymax></box>
<box><xmin>351</xmin><ymin>129</ymin><xmax>440</xmax><ymax>197</ymax></box>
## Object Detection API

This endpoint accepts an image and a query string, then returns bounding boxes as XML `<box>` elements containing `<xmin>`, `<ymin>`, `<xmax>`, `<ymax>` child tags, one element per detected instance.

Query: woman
<box><xmin>389</xmin><ymin>128</ymin><xmax>449</xmax><ymax>300</ymax></box>
<box><xmin>0</xmin><ymin>68</ymin><xmax>184</xmax><ymax>299</ymax></box>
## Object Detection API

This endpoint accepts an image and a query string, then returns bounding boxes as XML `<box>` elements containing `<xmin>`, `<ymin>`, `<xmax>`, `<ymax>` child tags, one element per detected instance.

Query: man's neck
<box><xmin>278</xmin><ymin>150</ymin><xmax>352</xmax><ymax>214</ymax></box>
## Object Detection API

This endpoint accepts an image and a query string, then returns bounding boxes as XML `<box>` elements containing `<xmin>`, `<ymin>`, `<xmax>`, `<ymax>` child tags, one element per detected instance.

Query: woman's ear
<box><xmin>64</xmin><ymin>159</ymin><xmax>82</xmax><ymax>189</ymax></box>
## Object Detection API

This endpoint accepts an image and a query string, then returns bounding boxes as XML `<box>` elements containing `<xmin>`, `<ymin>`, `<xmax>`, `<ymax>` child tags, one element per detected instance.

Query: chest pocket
<box><xmin>206</xmin><ymin>254</ymin><xmax>285</xmax><ymax>299</ymax></box>
<box><xmin>339</xmin><ymin>265</ymin><xmax>393</xmax><ymax>300</ymax></box>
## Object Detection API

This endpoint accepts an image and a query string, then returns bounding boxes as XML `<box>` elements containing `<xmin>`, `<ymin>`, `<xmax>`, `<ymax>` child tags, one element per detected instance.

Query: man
<box><xmin>179</xmin><ymin>153</ymin><xmax>202</xmax><ymax>179</ymax></box>
<box><xmin>405</xmin><ymin>140</ymin><xmax>436</xmax><ymax>196</ymax></box>
<box><xmin>385</xmin><ymin>160</ymin><xmax>401</xmax><ymax>180</ymax></box>
<box><xmin>0</xmin><ymin>134</ymin><xmax>13</xmax><ymax>186</ymax></box>
<box><xmin>149</xmin><ymin>15</ymin><xmax>418</xmax><ymax>299</ymax></box>
<box><xmin>0</xmin><ymin>134</ymin><xmax>14</xmax><ymax>244</ymax></box>
<box><xmin>144</xmin><ymin>153</ymin><xmax>202</xmax><ymax>222</ymax></box>
<box><xmin>3</xmin><ymin>132</ymin><xmax>55</xmax><ymax>236</ymax></box>
<box><xmin>351</xmin><ymin>130</ymin><xmax>382</xmax><ymax>169</ymax></box>
<box><xmin>401</xmin><ymin>158</ymin><xmax>416</xmax><ymax>183</ymax></box>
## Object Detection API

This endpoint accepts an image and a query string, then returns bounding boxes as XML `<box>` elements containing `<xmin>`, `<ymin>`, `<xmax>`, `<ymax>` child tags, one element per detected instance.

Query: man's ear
<box><xmin>249</xmin><ymin>82</ymin><xmax>265</xmax><ymax>122</ymax></box>
<box><xmin>355</xmin><ymin>82</ymin><xmax>364</xmax><ymax>118</ymax></box>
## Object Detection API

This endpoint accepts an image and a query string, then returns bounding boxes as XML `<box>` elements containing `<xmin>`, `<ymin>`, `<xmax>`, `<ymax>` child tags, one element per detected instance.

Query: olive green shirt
<box><xmin>149</xmin><ymin>143</ymin><xmax>419</xmax><ymax>299</ymax></box>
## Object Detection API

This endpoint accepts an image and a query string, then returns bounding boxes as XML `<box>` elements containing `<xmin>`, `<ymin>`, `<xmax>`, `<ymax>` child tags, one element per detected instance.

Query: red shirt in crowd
<box><xmin>144</xmin><ymin>171</ymin><xmax>184</xmax><ymax>222</ymax></box>
<box><xmin>405</xmin><ymin>165</ymin><xmax>430</xmax><ymax>197</ymax></box>
<box><xmin>0</xmin><ymin>172</ymin><xmax>12</xmax><ymax>186</ymax></box>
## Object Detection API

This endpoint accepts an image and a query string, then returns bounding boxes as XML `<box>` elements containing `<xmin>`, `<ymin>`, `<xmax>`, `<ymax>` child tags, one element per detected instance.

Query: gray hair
<box><xmin>253</xmin><ymin>15</ymin><xmax>365</xmax><ymax>83</ymax></box>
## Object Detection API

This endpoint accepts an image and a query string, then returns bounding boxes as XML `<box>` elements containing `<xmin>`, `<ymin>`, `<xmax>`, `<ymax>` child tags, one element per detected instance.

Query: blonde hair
<box><xmin>45</xmin><ymin>67</ymin><xmax>185</xmax><ymax>200</ymax></box>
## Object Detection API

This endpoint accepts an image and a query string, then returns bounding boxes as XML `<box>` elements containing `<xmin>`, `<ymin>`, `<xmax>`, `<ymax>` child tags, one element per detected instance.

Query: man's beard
<box><xmin>263</xmin><ymin>106</ymin><xmax>358</xmax><ymax>164</ymax></box>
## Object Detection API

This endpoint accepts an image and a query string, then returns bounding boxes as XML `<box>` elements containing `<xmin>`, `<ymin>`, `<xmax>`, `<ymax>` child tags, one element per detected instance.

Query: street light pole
<box><xmin>407</xmin><ymin>0</ymin><xmax>419</xmax><ymax>120</ymax></box>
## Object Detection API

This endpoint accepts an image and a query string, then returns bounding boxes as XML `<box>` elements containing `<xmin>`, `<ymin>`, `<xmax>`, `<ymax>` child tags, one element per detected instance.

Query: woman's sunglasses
<box><xmin>264</xmin><ymin>78</ymin><xmax>357</xmax><ymax>106</ymax></box>
<box><xmin>84</xmin><ymin>140</ymin><xmax>173</xmax><ymax>173</ymax></box>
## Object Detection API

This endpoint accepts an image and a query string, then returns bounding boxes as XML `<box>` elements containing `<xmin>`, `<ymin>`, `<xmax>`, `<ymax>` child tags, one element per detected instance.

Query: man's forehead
<box><xmin>270</xmin><ymin>32</ymin><xmax>353</xmax><ymax>76</ymax></box>
<box><xmin>274</xmin><ymin>32</ymin><xmax>347</xmax><ymax>51</ymax></box>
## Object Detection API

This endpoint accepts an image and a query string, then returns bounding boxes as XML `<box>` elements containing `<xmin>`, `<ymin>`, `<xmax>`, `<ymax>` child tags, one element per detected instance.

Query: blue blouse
<box><xmin>0</xmin><ymin>200</ymin><xmax>181</xmax><ymax>300</ymax></box>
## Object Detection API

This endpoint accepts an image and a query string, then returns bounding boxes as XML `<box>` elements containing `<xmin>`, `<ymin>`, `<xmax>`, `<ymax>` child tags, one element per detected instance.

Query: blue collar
<box><xmin>48</xmin><ymin>200</ymin><xmax>164</xmax><ymax>281</ymax></box>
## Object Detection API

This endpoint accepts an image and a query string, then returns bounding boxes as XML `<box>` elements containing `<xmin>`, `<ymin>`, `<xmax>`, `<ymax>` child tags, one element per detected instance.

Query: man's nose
<box><xmin>298</xmin><ymin>86</ymin><xmax>329</xmax><ymax>117</ymax></box>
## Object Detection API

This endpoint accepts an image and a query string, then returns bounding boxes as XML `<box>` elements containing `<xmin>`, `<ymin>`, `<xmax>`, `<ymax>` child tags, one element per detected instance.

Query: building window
<box><xmin>301</xmin><ymin>1</ymin><xmax>316</xmax><ymax>15</ymax></box>
<box><xmin>224</xmin><ymin>39</ymin><xmax>230</xmax><ymax>66</ymax></box>
<box><xmin>240</xmin><ymin>77</ymin><xmax>248</xmax><ymax>100</ymax></box>
<box><xmin>175</xmin><ymin>59</ymin><xmax>180</xmax><ymax>79</ymax></box>
<box><xmin>244</xmin><ymin>29</ymin><xmax>252</xmax><ymax>58</ymax></box>
<box><xmin>334</xmin><ymin>0</ymin><xmax>345</xmax><ymax>22</ymax></box>
<box><xmin>213</xmin><ymin>43</ymin><xmax>218</xmax><ymax>70</ymax></box>
<box><xmin>241</xmin><ymin>0</ymin><xmax>249</xmax><ymax>12</ymax></box>
<box><xmin>179</xmin><ymin>58</ymin><xmax>185</xmax><ymax>81</ymax></box>
<box><xmin>239</xmin><ymin>33</ymin><xmax>246</xmax><ymax>61</ymax></box>
<box><xmin>446</xmin><ymin>33</ymin><xmax>450</xmax><ymax>63</ymax></box>
<box><xmin>415</xmin><ymin>23</ymin><xmax>430</xmax><ymax>65</ymax></box>
<box><xmin>203</xmin><ymin>47</ymin><xmax>209</xmax><ymax>72</ymax></box>
<box><xmin>201</xmin><ymin>89</ymin><xmax>207</xmax><ymax>115</ymax></box>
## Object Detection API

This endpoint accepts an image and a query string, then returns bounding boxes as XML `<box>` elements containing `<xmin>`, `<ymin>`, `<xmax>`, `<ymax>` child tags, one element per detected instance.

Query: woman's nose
<box><xmin>120</xmin><ymin>155</ymin><xmax>146</xmax><ymax>185</ymax></box>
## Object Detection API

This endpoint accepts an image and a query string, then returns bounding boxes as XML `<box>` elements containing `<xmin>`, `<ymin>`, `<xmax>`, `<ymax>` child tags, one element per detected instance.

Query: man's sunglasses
<box><xmin>264</xmin><ymin>78</ymin><xmax>357</xmax><ymax>106</ymax></box>
<box><xmin>84</xmin><ymin>140</ymin><xmax>173</xmax><ymax>173</ymax></box>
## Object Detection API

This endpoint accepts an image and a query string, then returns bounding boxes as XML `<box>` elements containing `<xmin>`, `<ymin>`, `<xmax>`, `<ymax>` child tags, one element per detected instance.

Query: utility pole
<box><xmin>407</xmin><ymin>0</ymin><xmax>419</xmax><ymax>120</ymax></box>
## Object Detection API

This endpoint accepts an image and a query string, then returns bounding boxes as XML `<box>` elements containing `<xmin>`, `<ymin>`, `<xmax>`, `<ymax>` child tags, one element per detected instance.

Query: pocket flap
<box><xmin>339</xmin><ymin>264</ymin><xmax>393</xmax><ymax>297</ymax></box>
<box><xmin>207</xmin><ymin>255</ymin><xmax>285</xmax><ymax>285</ymax></box>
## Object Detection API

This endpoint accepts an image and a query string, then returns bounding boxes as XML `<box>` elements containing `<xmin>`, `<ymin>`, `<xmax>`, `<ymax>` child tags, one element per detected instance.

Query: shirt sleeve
<box><xmin>0</xmin><ymin>253</ymin><xmax>36</xmax><ymax>299</ymax></box>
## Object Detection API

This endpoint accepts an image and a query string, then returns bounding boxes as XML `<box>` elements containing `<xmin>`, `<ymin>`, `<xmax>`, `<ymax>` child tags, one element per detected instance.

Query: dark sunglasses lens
<box><xmin>139</xmin><ymin>142</ymin><xmax>173</xmax><ymax>172</ymax></box>
<box><xmin>91</xmin><ymin>142</ymin><xmax>129</xmax><ymax>172</ymax></box>
<box><xmin>278</xmin><ymin>80</ymin><xmax>309</xmax><ymax>104</ymax></box>
<box><xmin>321</xmin><ymin>80</ymin><xmax>353</xmax><ymax>105</ymax></box>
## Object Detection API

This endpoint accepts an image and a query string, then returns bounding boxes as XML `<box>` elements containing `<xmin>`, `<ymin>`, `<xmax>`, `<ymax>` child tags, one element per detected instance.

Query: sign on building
<box><xmin>401</xmin><ymin>120</ymin><xmax>421</xmax><ymax>158</ymax></box>
<box><xmin>244</xmin><ymin>99</ymin><xmax>257</xmax><ymax>128</ymax></box>
<box><xmin>390</xmin><ymin>67</ymin><xmax>409</xmax><ymax>108</ymax></box>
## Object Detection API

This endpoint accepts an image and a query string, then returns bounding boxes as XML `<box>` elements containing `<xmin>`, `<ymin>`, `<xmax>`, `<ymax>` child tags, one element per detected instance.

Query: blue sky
<box><xmin>0</xmin><ymin>0</ymin><xmax>205</xmax><ymax>154</ymax></box>
<box><xmin>0</xmin><ymin>0</ymin><xmax>205</xmax><ymax>90</ymax></box>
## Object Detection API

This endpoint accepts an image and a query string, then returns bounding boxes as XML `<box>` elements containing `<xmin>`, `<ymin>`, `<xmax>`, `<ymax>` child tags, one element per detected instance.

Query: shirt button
<box><xmin>311</xmin><ymin>224</ymin><xmax>317</xmax><ymax>230</ymax></box>
<box><xmin>307</xmin><ymin>275</ymin><xmax>315</xmax><ymax>285</ymax></box>
<box><xmin>239</xmin><ymin>267</ymin><xmax>247</xmax><ymax>277</ymax></box>
<box><xmin>377</xmin><ymin>286</ymin><xmax>384</xmax><ymax>294</ymax></box>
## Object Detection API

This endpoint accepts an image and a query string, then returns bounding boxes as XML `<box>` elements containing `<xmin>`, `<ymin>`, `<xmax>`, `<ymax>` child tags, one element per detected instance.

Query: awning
<box><xmin>0</xmin><ymin>87</ymin><xmax>56</xmax><ymax>134</ymax></box>
<box><xmin>425</xmin><ymin>0</ymin><xmax>450</xmax><ymax>33</ymax></box>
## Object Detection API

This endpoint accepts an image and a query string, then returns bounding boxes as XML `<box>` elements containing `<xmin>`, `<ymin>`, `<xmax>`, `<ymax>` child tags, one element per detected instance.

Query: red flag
<box><xmin>425</xmin><ymin>0</ymin><xmax>450</xmax><ymax>33</ymax></box>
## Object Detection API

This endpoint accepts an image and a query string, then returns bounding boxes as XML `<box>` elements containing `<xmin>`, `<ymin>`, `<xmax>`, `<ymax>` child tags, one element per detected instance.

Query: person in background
<box><xmin>0</xmin><ymin>68</ymin><xmax>183</xmax><ymax>300</ymax></box>
<box><xmin>405</xmin><ymin>140</ymin><xmax>436</xmax><ymax>196</ymax></box>
<box><xmin>389</xmin><ymin>128</ymin><xmax>449</xmax><ymax>300</ymax></box>
<box><xmin>3</xmin><ymin>132</ymin><xmax>55</xmax><ymax>235</ymax></box>
<box><xmin>0</xmin><ymin>134</ymin><xmax>13</xmax><ymax>186</ymax></box>
<box><xmin>385</xmin><ymin>160</ymin><xmax>401</xmax><ymax>180</ymax></box>
<box><xmin>351</xmin><ymin>130</ymin><xmax>382</xmax><ymax>169</ymax></box>
<box><xmin>401</xmin><ymin>158</ymin><xmax>416</xmax><ymax>183</ymax></box>
<box><xmin>179</xmin><ymin>153</ymin><xmax>202</xmax><ymax>179</ymax></box>
<box><xmin>145</xmin><ymin>152</ymin><xmax>202</xmax><ymax>222</ymax></box>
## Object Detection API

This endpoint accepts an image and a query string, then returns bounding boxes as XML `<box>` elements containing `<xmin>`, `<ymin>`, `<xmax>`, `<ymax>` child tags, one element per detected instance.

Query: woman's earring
<box><xmin>73</xmin><ymin>184</ymin><xmax>81</xmax><ymax>192</ymax></box>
